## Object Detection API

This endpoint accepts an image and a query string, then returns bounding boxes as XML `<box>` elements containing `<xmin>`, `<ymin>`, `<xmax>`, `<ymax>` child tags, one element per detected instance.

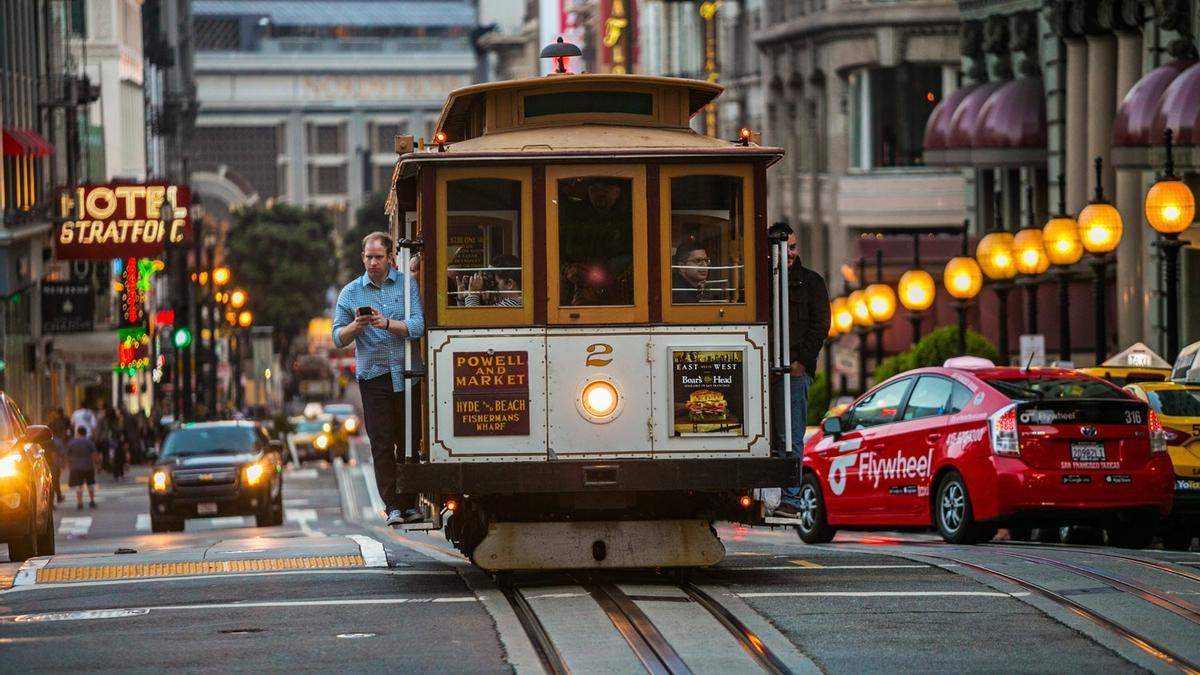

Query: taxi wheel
<box><xmin>935</xmin><ymin>472</ymin><xmax>987</xmax><ymax>544</ymax></box>
<box><xmin>1160</xmin><ymin>527</ymin><xmax>1194</xmax><ymax>552</ymax></box>
<box><xmin>795</xmin><ymin>474</ymin><xmax>836</xmax><ymax>544</ymax></box>
<box><xmin>36</xmin><ymin>506</ymin><xmax>55</xmax><ymax>556</ymax></box>
<box><xmin>1105</xmin><ymin>522</ymin><xmax>1154</xmax><ymax>549</ymax></box>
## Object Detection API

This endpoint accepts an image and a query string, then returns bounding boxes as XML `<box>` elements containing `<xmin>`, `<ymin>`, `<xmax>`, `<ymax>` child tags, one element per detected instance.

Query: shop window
<box><xmin>307</xmin><ymin>164</ymin><xmax>347</xmax><ymax>195</ymax></box>
<box><xmin>306</xmin><ymin>123</ymin><xmax>345</xmax><ymax>155</ymax></box>
<box><xmin>848</xmin><ymin>65</ymin><xmax>942</xmax><ymax>169</ymax></box>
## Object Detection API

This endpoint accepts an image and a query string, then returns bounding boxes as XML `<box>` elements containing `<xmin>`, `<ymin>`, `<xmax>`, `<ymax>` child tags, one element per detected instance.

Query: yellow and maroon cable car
<box><xmin>384</xmin><ymin>61</ymin><xmax>797</xmax><ymax>571</ymax></box>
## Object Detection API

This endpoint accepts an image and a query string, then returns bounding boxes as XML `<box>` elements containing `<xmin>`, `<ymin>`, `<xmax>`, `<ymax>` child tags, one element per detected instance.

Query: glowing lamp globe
<box><xmin>1145</xmin><ymin>179</ymin><xmax>1195</xmax><ymax>235</ymax></box>
<box><xmin>1042</xmin><ymin>215</ymin><xmax>1083</xmax><ymax>266</ymax></box>
<box><xmin>848</xmin><ymin>290</ymin><xmax>874</xmax><ymax>327</ymax></box>
<box><xmin>898</xmin><ymin>269</ymin><xmax>936</xmax><ymax>312</ymax></box>
<box><xmin>865</xmin><ymin>283</ymin><xmax>897</xmax><ymax>323</ymax></box>
<box><xmin>943</xmin><ymin>257</ymin><xmax>983</xmax><ymax>300</ymax></box>
<box><xmin>1077</xmin><ymin>202</ymin><xmax>1123</xmax><ymax>254</ymax></box>
<box><xmin>975</xmin><ymin>232</ymin><xmax>1016</xmax><ymax>280</ymax></box>
<box><xmin>831</xmin><ymin>297</ymin><xmax>854</xmax><ymax>333</ymax></box>
<box><xmin>828</xmin><ymin>310</ymin><xmax>839</xmax><ymax>338</ymax></box>
<box><xmin>1012</xmin><ymin>228</ymin><xmax>1050</xmax><ymax>275</ymax></box>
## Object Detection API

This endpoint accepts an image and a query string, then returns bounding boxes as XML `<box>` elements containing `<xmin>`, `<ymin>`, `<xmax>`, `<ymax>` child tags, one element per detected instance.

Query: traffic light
<box><xmin>173</xmin><ymin>326</ymin><xmax>192</xmax><ymax>349</ymax></box>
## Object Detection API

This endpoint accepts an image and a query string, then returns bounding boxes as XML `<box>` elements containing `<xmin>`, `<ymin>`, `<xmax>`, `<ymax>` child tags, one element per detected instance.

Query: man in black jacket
<box><xmin>768</xmin><ymin>223</ymin><xmax>831</xmax><ymax>517</ymax></box>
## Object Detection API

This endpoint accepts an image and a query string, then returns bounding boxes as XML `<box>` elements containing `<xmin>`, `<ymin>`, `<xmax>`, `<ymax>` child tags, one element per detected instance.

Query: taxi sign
<box><xmin>1173</xmin><ymin>341</ymin><xmax>1200</xmax><ymax>384</ymax></box>
<box><xmin>1103</xmin><ymin>342</ymin><xmax>1171</xmax><ymax>369</ymax></box>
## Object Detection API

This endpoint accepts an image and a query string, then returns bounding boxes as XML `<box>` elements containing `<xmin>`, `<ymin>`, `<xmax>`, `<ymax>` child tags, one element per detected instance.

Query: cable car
<box><xmin>383</xmin><ymin>52</ymin><xmax>798</xmax><ymax>571</ymax></box>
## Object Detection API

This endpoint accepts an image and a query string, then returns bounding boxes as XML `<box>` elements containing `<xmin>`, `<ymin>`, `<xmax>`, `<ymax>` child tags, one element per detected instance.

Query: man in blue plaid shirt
<box><xmin>332</xmin><ymin>231</ymin><xmax>425</xmax><ymax>525</ymax></box>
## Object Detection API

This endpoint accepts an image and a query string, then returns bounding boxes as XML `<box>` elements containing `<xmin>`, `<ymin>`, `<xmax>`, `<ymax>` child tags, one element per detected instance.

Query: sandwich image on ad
<box><xmin>671</xmin><ymin>349</ymin><xmax>745</xmax><ymax>436</ymax></box>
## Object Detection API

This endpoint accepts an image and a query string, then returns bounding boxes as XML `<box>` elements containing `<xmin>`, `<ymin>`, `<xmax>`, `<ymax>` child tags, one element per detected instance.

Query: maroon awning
<box><xmin>926</xmin><ymin>81</ymin><xmax>1004</xmax><ymax>166</ymax></box>
<box><xmin>1152</xmin><ymin>61</ymin><xmax>1200</xmax><ymax>146</ymax></box>
<box><xmin>1113</xmin><ymin>61</ymin><xmax>1194</xmax><ymax>147</ymax></box>
<box><xmin>922</xmin><ymin>85</ymin><xmax>978</xmax><ymax>166</ymax></box>
<box><xmin>971</xmin><ymin>78</ymin><xmax>1046</xmax><ymax>166</ymax></box>
<box><xmin>947</xmin><ymin>82</ymin><xmax>1005</xmax><ymax>148</ymax></box>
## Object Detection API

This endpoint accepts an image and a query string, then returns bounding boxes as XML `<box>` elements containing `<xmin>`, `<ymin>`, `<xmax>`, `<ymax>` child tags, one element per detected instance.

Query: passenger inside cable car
<box><xmin>558</xmin><ymin>176</ymin><xmax>634</xmax><ymax>306</ymax></box>
<box><xmin>671</xmin><ymin>238</ymin><xmax>718</xmax><ymax>304</ymax></box>
<box><xmin>456</xmin><ymin>254</ymin><xmax>523</xmax><ymax>307</ymax></box>
<box><xmin>444</xmin><ymin>177</ymin><xmax>523</xmax><ymax>308</ymax></box>
<box><xmin>668</xmin><ymin>174</ymin><xmax>745</xmax><ymax>305</ymax></box>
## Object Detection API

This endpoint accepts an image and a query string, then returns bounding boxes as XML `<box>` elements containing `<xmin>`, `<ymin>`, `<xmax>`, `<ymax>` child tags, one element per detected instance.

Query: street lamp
<box><xmin>1077</xmin><ymin>156</ymin><xmax>1123</xmax><ymax>363</ymax></box>
<box><xmin>1013</xmin><ymin>185</ymin><xmax>1049</xmax><ymax>337</ymax></box>
<box><xmin>898</xmin><ymin>234</ymin><xmax>935</xmax><ymax>346</ymax></box>
<box><xmin>1145</xmin><ymin>128</ymin><xmax>1196</xmax><ymax>361</ymax></box>
<box><xmin>831</xmin><ymin>296</ymin><xmax>854</xmax><ymax>334</ymax></box>
<box><xmin>944</xmin><ymin>222</ymin><xmax>983</xmax><ymax>355</ymax></box>
<box><xmin>213</xmin><ymin>266</ymin><xmax>231</xmax><ymax>287</ymax></box>
<box><xmin>866</xmin><ymin>250</ymin><xmax>895</xmax><ymax>368</ymax></box>
<box><xmin>849</xmin><ymin>279</ymin><xmax>874</xmax><ymax>393</ymax></box>
<box><xmin>1043</xmin><ymin>175</ymin><xmax>1083</xmax><ymax>363</ymax></box>
<box><xmin>230</xmin><ymin>288</ymin><xmax>247</xmax><ymax>310</ymax></box>
<box><xmin>976</xmin><ymin>191</ymin><xmax>1016</xmax><ymax>364</ymax></box>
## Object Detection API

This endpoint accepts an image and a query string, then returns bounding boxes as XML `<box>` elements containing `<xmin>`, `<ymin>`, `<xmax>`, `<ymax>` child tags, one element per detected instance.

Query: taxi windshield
<box><xmin>162</xmin><ymin>427</ymin><xmax>257</xmax><ymax>457</ymax></box>
<box><xmin>294</xmin><ymin>420</ymin><xmax>327</xmax><ymax>433</ymax></box>
<box><xmin>324</xmin><ymin>404</ymin><xmax>354</xmax><ymax>416</ymax></box>
<box><xmin>1148</xmin><ymin>389</ymin><xmax>1200</xmax><ymax>417</ymax></box>
<box><xmin>984</xmin><ymin>376</ymin><xmax>1125</xmax><ymax>401</ymax></box>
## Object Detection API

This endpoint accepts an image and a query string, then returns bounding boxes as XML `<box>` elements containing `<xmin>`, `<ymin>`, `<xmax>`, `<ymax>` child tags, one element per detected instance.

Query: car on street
<box><xmin>1125</xmin><ymin>377</ymin><xmax>1200</xmax><ymax>550</ymax></box>
<box><xmin>797</xmin><ymin>357</ymin><xmax>1174</xmax><ymax>548</ymax></box>
<box><xmin>286</xmin><ymin>415</ymin><xmax>347</xmax><ymax>463</ymax></box>
<box><xmin>149</xmin><ymin>421</ymin><xmax>284</xmax><ymax>532</ymax></box>
<box><xmin>0</xmin><ymin>395</ymin><xmax>54</xmax><ymax>561</ymax></box>
<box><xmin>1078</xmin><ymin>341</ymin><xmax>1172</xmax><ymax>386</ymax></box>
<box><xmin>323</xmin><ymin>403</ymin><xmax>362</xmax><ymax>437</ymax></box>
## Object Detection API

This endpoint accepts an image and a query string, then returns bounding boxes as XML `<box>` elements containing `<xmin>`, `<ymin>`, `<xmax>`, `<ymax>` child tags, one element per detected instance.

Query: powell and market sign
<box><xmin>55</xmin><ymin>183</ymin><xmax>192</xmax><ymax>260</ymax></box>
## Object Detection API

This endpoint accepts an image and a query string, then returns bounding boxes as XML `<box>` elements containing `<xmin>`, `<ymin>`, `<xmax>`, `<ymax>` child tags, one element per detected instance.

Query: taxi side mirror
<box><xmin>821</xmin><ymin>416</ymin><xmax>843</xmax><ymax>438</ymax></box>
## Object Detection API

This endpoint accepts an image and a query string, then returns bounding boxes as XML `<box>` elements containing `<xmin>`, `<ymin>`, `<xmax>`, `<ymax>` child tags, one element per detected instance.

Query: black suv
<box><xmin>0</xmin><ymin>394</ymin><xmax>54</xmax><ymax>561</ymax></box>
<box><xmin>149</xmin><ymin>421</ymin><xmax>284</xmax><ymax>532</ymax></box>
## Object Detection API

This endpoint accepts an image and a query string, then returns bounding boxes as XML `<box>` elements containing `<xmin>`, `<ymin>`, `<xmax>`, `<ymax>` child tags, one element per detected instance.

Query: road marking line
<box><xmin>737</xmin><ymin>591</ymin><xmax>1030</xmax><ymax>598</ymax></box>
<box><xmin>346</xmin><ymin>535</ymin><xmax>388</xmax><ymax>567</ymax></box>
<box><xmin>1</xmin><ymin>596</ymin><xmax>480</xmax><ymax>623</ymax></box>
<box><xmin>791</xmin><ymin>560</ymin><xmax>821</xmax><ymax>567</ymax></box>
<box><xmin>286</xmin><ymin>468</ymin><xmax>319</xmax><ymax>480</ymax></box>
<box><xmin>135</xmin><ymin>514</ymin><xmax>149</xmax><ymax>533</ymax></box>
<box><xmin>13</xmin><ymin>558</ymin><xmax>49</xmax><ymax>586</ymax></box>
<box><xmin>283</xmin><ymin>498</ymin><xmax>311</xmax><ymax>507</ymax></box>
<box><xmin>57</xmin><ymin>517</ymin><xmax>92</xmax><ymax>536</ymax></box>
<box><xmin>203</xmin><ymin>517</ymin><xmax>253</xmax><ymax>529</ymax></box>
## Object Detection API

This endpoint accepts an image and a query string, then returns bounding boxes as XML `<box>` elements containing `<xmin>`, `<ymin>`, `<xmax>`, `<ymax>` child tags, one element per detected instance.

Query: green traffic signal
<box><xmin>173</xmin><ymin>327</ymin><xmax>192</xmax><ymax>349</ymax></box>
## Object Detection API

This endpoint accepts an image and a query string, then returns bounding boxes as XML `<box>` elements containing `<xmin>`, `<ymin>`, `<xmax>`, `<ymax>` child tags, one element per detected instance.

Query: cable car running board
<box><xmin>471</xmin><ymin>520</ymin><xmax>724</xmax><ymax>571</ymax></box>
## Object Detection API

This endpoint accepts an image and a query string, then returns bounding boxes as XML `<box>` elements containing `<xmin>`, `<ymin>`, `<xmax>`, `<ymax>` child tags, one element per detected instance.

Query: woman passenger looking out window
<box><xmin>456</xmin><ymin>254</ymin><xmax>522</xmax><ymax>307</ymax></box>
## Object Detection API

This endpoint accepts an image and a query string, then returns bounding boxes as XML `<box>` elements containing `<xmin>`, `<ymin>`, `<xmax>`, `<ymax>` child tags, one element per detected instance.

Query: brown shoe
<box><xmin>773</xmin><ymin>503</ymin><xmax>801</xmax><ymax>518</ymax></box>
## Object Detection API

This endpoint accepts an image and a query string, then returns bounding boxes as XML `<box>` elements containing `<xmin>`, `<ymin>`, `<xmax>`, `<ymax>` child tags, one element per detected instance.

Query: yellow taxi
<box><xmin>1080</xmin><ymin>342</ymin><xmax>1171</xmax><ymax>386</ymax></box>
<box><xmin>1124</xmin><ymin>342</ymin><xmax>1200</xmax><ymax>550</ymax></box>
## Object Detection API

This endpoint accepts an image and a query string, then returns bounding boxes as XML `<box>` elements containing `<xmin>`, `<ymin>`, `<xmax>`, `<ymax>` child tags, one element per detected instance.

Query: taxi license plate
<box><xmin>197</xmin><ymin>502</ymin><xmax>218</xmax><ymax>515</ymax></box>
<box><xmin>1071</xmin><ymin>442</ymin><xmax>1105</xmax><ymax>462</ymax></box>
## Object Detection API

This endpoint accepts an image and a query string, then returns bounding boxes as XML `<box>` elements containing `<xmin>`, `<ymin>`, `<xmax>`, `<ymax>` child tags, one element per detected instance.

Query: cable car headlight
<box><xmin>578</xmin><ymin>378</ymin><xmax>622</xmax><ymax>423</ymax></box>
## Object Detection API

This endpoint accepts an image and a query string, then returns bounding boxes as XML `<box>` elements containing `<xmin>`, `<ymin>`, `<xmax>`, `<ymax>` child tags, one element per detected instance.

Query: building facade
<box><xmin>190</xmin><ymin>0</ymin><xmax>478</xmax><ymax>234</ymax></box>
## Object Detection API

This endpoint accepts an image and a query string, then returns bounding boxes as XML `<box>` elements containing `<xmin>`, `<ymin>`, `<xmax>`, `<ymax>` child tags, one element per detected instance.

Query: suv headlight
<box><xmin>151</xmin><ymin>469</ymin><xmax>171</xmax><ymax>492</ymax></box>
<box><xmin>244</xmin><ymin>463</ymin><xmax>266</xmax><ymax>486</ymax></box>
<box><xmin>0</xmin><ymin>453</ymin><xmax>22</xmax><ymax>478</ymax></box>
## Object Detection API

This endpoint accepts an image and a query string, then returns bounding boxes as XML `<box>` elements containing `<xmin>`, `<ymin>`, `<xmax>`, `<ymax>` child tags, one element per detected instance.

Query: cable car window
<box><xmin>445</xmin><ymin>178</ymin><xmax>524</xmax><ymax>309</ymax></box>
<box><xmin>669</xmin><ymin>175</ymin><xmax>744</xmax><ymax>305</ymax></box>
<box><xmin>557</xmin><ymin>176</ymin><xmax>634</xmax><ymax>307</ymax></box>
<box><xmin>524</xmin><ymin>91</ymin><xmax>653</xmax><ymax>118</ymax></box>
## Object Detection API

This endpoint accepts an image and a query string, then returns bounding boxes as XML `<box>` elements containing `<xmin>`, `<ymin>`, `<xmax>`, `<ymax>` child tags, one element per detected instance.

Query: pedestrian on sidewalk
<box><xmin>66</xmin><ymin>426</ymin><xmax>100</xmax><ymax>510</ymax></box>
<box><xmin>767</xmin><ymin>222</ymin><xmax>830</xmax><ymax>519</ymax></box>
<box><xmin>332</xmin><ymin>231</ymin><xmax>425</xmax><ymax>526</ymax></box>
<box><xmin>45</xmin><ymin>407</ymin><xmax>68</xmax><ymax>503</ymax></box>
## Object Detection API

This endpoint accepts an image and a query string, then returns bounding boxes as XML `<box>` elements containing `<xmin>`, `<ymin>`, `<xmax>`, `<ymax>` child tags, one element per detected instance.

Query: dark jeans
<box><xmin>360</xmin><ymin>373</ymin><xmax>415</xmax><ymax>512</ymax></box>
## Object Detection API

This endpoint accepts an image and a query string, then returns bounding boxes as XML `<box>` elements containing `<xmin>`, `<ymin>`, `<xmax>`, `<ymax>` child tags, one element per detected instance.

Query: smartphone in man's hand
<box><xmin>356</xmin><ymin>306</ymin><xmax>374</xmax><ymax>317</ymax></box>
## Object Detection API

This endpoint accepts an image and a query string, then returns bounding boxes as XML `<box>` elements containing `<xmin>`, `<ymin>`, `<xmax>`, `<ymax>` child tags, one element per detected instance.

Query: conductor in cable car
<box><xmin>671</xmin><ymin>238</ymin><xmax>718</xmax><ymax>304</ymax></box>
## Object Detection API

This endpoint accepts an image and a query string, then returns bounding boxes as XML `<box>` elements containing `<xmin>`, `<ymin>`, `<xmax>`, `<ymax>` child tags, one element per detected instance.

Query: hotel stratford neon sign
<box><xmin>56</xmin><ymin>183</ymin><xmax>191</xmax><ymax>260</ymax></box>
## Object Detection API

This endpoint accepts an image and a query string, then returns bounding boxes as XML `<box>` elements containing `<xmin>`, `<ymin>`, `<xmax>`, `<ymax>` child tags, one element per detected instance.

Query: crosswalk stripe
<box><xmin>58</xmin><ymin>517</ymin><xmax>93</xmax><ymax>536</ymax></box>
<box><xmin>285</xmin><ymin>509</ymin><xmax>318</xmax><ymax>523</ymax></box>
<box><xmin>135</xmin><ymin>514</ymin><xmax>150</xmax><ymax>533</ymax></box>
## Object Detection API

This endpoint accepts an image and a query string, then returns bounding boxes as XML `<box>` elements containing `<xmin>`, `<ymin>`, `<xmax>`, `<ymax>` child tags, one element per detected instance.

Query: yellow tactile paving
<box><xmin>36</xmin><ymin>555</ymin><xmax>365</xmax><ymax>583</ymax></box>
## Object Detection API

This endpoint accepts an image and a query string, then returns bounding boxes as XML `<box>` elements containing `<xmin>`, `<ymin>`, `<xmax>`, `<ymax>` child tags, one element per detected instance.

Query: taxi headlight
<box><xmin>244</xmin><ymin>463</ymin><xmax>267</xmax><ymax>486</ymax></box>
<box><xmin>344</xmin><ymin>418</ymin><xmax>358</xmax><ymax>433</ymax></box>
<box><xmin>151</xmin><ymin>470</ymin><xmax>171</xmax><ymax>492</ymax></box>
<box><xmin>314</xmin><ymin>434</ymin><xmax>330</xmax><ymax>450</ymax></box>
<box><xmin>322</xmin><ymin>423</ymin><xmax>332</xmax><ymax>433</ymax></box>
<box><xmin>580</xmin><ymin>379</ymin><xmax>620</xmax><ymax>421</ymax></box>
<box><xmin>0</xmin><ymin>453</ymin><xmax>22</xmax><ymax>478</ymax></box>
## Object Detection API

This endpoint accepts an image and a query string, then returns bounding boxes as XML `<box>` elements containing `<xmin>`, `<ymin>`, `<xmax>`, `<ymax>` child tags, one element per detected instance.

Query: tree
<box><xmin>872</xmin><ymin>325</ymin><xmax>1000</xmax><ymax>383</ymax></box>
<box><xmin>224</xmin><ymin>203</ymin><xmax>337</xmax><ymax>356</ymax></box>
<box><xmin>340</xmin><ymin>191</ymin><xmax>389</xmax><ymax>283</ymax></box>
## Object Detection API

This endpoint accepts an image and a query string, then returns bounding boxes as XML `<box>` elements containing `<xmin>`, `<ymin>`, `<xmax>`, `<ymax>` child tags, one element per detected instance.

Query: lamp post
<box><xmin>1145</xmin><ymin>128</ymin><xmax>1196</xmax><ymax>361</ymax></box>
<box><xmin>1043</xmin><ymin>175</ymin><xmax>1083</xmax><ymax>363</ymax></box>
<box><xmin>1012</xmin><ymin>184</ymin><xmax>1050</xmax><ymax>336</ymax></box>
<box><xmin>849</xmin><ymin>263</ymin><xmax>874</xmax><ymax>393</ymax></box>
<box><xmin>898</xmin><ymin>234</ymin><xmax>935</xmax><ymax>346</ymax></box>
<box><xmin>944</xmin><ymin>221</ymin><xmax>984</xmax><ymax>355</ymax></box>
<box><xmin>1077</xmin><ymin>157</ymin><xmax>1123</xmax><ymax>363</ymax></box>
<box><xmin>976</xmin><ymin>190</ymin><xmax>1016</xmax><ymax>364</ymax></box>
<box><xmin>825</xmin><ymin>302</ymin><xmax>838</xmax><ymax>412</ymax></box>
<box><xmin>866</xmin><ymin>250</ymin><xmax>896</xmax><ymax>366</ymax></box>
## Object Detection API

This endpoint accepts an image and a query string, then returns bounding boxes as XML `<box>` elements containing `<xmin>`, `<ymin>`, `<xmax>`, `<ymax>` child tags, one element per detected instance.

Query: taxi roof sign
<box><xmin>1172</xmin><ymin>341</ymin><xmax>1200</xmax><ymax>384</ymax></box>
<box><xmin>1102</xmin><ymin>342</ymin><xmax>1171</xmax><ymax>369</ymax></box>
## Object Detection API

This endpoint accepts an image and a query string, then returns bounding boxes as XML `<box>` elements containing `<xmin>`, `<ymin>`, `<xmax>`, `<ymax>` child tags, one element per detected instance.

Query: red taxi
<box><xmin>797</xmin><ymin>358</ymin><xmax>1174</xmax><ymax>548</ymax></box>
